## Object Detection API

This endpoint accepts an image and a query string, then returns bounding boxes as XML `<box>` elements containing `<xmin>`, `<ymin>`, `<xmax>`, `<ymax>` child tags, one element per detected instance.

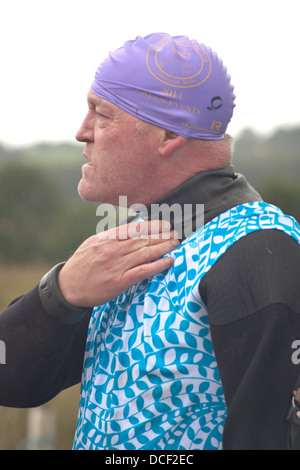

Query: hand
<box><xmin>58</xmin><ymin>220</ymin><xmax>179</xmax><ymax>307</ymax></box>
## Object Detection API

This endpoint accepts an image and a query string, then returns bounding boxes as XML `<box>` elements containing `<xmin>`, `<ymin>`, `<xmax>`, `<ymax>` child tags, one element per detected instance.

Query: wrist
<box><xmin>39</xmin><ymin>263</ymin><xmax>92</xmax><ymax>325</ymax></box>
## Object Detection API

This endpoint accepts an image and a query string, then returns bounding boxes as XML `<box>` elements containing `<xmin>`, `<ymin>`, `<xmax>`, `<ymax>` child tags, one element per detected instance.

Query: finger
<box><xmin>127</xmin><ymin>220</ymin><xmax>172</xmax><ymax>239</ymax></box>
<box><xmin>123</xmin><ymin>237</ymin><xmax>180</xmax><ymax>269</ymax></box>
<box><xmin>122</xmin><ymin>255</ymin><xmax>175</xmax><ymax>286</ymax></box>
<box><xmin>118</xmin><ymin>229</ymin><xmax>178</xmax><ymax>255</ymax></box>
<box><xmin>97</xmin><ymin>220</ymin><xmax>172</xmax><ymax>241</ymax></box>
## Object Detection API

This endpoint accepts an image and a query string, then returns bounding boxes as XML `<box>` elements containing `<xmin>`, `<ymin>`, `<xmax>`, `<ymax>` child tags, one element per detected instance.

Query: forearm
<box><xmin>0</xmin><ymin>280</ymin><xmax>91</xmax><ymax>408</ymax></box>
<box><xmin>0</xmin><ymin>220</ymin><xmax>178</xmax><ymax>407</ymax></box>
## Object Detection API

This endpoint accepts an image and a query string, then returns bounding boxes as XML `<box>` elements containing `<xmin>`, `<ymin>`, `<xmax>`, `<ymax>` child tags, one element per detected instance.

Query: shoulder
<box><xmin>199</xmin><ymin>228</ymin><xmax>300</xmax><ymax>325</ymax></box>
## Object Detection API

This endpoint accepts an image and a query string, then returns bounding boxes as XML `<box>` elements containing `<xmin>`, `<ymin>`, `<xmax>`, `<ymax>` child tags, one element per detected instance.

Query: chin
<box><xmin>77</xmin><ymin>180</ymin><xmax>99</xmax><ymax>202</ymax></box>
<box><xmin>77</xmin><ymin>180</ymin><xmax>117</xmax><ymax>205</ymax></box>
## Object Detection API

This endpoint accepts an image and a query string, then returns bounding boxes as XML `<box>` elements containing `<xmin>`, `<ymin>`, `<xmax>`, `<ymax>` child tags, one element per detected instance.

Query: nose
<box><xmin>76</xmin><ymin>110</ymin><xmax>95</xmax><ymax>143</ymax></box>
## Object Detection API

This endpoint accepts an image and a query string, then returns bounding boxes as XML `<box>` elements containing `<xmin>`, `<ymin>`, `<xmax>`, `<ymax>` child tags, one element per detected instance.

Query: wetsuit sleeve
<box><xmin>199</xmin><ymin>229</ymin><xmax>300</xmax><ymax>449</ymax></box>
<box><xmin>0</xmin><ymin>278</ymin><xmax>92</xmax><ymax>408</ymax></box>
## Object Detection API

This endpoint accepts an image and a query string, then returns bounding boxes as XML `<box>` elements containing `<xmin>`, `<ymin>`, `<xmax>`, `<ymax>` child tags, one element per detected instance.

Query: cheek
<box><xmin>93</xmin><ymin>135</ymin><xmax>129</xmax><ymax>173</ymax></box>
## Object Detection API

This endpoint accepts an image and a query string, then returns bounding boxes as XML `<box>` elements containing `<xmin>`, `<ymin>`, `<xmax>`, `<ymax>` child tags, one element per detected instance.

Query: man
<box><xmin>1</xmin><ymin>33</ymin><xmax>300</xmax><ymax>450</ymax></box>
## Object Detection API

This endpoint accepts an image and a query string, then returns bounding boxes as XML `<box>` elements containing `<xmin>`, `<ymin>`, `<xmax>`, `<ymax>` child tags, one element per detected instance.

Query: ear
<box><xmin>158</xmin><ymin>131</ymin><xmax>187</xmax><ymax>157</ymax></box>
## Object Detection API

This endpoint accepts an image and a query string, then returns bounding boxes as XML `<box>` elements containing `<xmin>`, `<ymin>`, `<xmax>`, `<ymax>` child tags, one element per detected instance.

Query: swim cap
<box><xmin>91</xmin><ymin>33</ymin><xmax>235</xmax><ymax>140</ymax></box>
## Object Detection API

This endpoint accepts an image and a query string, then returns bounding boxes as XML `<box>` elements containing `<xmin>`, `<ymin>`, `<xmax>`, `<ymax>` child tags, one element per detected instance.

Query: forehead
<box><xmin>86</xmin><ymin>90</ymin><xmax>149</xmax><ymax>130</ymax></box>
<box><xmin>87</xmin><ymin>90</ymin><xmax>119</xmax><ymax>113</ymax></box>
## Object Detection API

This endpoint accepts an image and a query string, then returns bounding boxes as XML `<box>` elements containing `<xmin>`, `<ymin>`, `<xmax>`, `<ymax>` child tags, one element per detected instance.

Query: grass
<box><xmin>0</xmin><ymin>264</ymin><xmax>50</xmax><ymax>309</ymax></box>
<box><xmin>0</xmin><ymin>264</ymin><xmax>82</xmax><ymax>450</ymax></box>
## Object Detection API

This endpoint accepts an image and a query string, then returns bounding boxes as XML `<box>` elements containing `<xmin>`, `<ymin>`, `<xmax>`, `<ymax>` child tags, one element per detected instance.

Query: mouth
<box><xmin>83</xmin><ymin>154</ymin><xmax>93</xmax><ymax>165</ymax></box>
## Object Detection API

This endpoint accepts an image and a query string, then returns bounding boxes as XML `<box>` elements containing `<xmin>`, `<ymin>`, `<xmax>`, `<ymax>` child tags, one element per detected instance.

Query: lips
<box><xmin>83</xmin><ymin>154</ymin><xmax>93</xmax><ymax>165</ymax></box>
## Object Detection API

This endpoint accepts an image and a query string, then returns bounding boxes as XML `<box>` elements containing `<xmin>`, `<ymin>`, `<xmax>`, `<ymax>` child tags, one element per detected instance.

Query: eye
<box><xmin>95</xmin><ymin>112</ymin><xmax>111</xmax><ymax>128</ymax></box>
<box><xmin>96</xmin><ymin>111</ymin><xmax>111</xmax><ymax>124</ymax></box>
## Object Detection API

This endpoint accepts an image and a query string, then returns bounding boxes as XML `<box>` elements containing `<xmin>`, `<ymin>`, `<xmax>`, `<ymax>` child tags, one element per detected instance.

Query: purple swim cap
<box><xmin>91</xmin><ymin>33</ymin><xmax>235</xmax><ymax>140</ymax></box>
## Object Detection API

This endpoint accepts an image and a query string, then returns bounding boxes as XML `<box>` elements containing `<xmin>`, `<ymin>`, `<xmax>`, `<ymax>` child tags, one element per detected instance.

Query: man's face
<box><xmin>76</xmin><ymin>91</ymin><xmax>161</xmax><ymax>206</ymax></box>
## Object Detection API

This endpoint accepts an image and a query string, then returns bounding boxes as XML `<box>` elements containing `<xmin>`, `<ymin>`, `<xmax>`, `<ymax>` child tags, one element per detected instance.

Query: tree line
<box><xmin>0</xmin><ymin>126</ymin><xmax>299</xmax><ymax>264</ymax></box>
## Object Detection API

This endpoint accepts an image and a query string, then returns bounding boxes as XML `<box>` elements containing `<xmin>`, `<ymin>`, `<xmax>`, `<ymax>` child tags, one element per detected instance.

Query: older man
<box><xmin>1</xmin><ymin>33</ymin><xmax>300</xmax><ymax>450</ymax></box>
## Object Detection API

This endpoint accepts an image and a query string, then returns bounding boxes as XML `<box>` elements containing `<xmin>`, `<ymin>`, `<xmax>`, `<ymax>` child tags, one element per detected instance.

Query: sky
<box><xmin>1</xmin><ymin>0</ymin><xmax>300</xmax><ymax>147</ymax></box>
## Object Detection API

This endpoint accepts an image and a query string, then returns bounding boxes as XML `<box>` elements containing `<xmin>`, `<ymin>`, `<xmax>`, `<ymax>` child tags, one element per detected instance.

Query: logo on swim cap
<box><xmin>91</xmin><ymin>33</ymin><xmax>235</xmax><ymax>139</ymax></box>
<box><xmin>146</xmin><ymin>36</ymin><xmax>212</xmax><ymax>88</ymax></box>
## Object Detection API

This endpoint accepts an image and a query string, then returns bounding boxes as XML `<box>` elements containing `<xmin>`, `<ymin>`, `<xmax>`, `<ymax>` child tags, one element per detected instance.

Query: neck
<box><xmin>129</xmin><ymin>163</ymin><xmax>262</xmax><ymax>240</ymax></box>
<box><xmin>141</xmin><ymin>137</ymin><xmax>233</xmax><ymax>205</ymax></box>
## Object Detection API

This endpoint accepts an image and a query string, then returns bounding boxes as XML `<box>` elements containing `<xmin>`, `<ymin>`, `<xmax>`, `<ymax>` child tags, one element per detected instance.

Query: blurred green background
<box><xmin>0</xmin><ymin>127</ymin><xmax>299</xmax><ymax>449</ymax></box>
